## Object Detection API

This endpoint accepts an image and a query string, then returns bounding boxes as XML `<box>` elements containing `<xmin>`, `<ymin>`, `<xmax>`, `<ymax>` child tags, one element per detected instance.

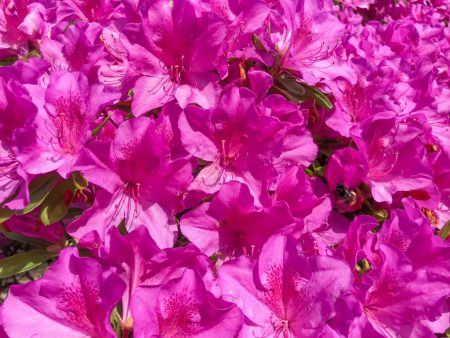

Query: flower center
<box><xmin>51</xmin><ymin>94</ymin><xmax>87</xmax><ymax>155</ymax></box>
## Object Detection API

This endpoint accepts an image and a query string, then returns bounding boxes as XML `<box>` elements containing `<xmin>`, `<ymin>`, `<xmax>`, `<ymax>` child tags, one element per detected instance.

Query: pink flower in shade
<box><xmin>131</xmin><ymin>268</ymin><xmax>243</xmax><ymax>338</ymax></box>
<box><xmin>351</xmin><ymin>114</ymin><xmax>434</xmax><ymax>203</ymax></box>
<box><xmin>352</xmin><ymin>245</ymin><xmax>449</xmax><ymax>338</ymax></box>
<box><xmin>67</xmin><ymin>116</ymin><xmax>193</xmax><ymax>248</ymax></box>
<box><xmin>179</xmin><ymin>86</ymin><xmax>285</xmax><ymax>202</ymax></box>
<box><xmin>202</xmin><ymin>0</ymin><xmax>271</xmax><ymax>63</ymax></box>
<box><xmin>1</xmin><ymin>247</ymin><xmax>126</xmax><ymax>338</ymax></box>
<box><xmin>15</xmin><ymin>71</ymin><xmax>118</xmax><ymax>178</ymax></box>
<box><xmin>218</xmin><ymin>234</ymin><xmax>352</xmax><ymax>337</ymax></box>
<box><xmin>125</xmin><ymin>0</ymin><xmax>228</xmax><ymax>116</ymax></box>
<box><xmin>180</xmin><ymin>181</ymin><xmax>296</xmax><ymax>260</ymax></box>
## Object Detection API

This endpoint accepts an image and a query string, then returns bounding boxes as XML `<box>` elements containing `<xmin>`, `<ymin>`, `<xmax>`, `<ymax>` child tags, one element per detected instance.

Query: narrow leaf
<box><xmin>72</xmin><ymin>172</ymin><xmax>88</xmax><ymax>190</ymax></box>
<box><xmin>301</xmin><ymin>83</ymin><xmax>334</xmax><ymax>110</ymax></box>
<box><xmin>40</xmin><ymin>178</ymin><xmax>76</xmax><ymax>225</ymax></box>
<box><xmin>21</xmin><ymin>173</ymin><xmax>60</xmax><ymax>215</ymax></box>
<box><xmin>92</xmin><ymin>114</ymin><xmax>113</xmax><ymax>137</ymax></box>
<box><xmin>439</xmin><ymin>221</ymin><xmax>450</xmax><ymax>240</ymax></box>
<box><xmin>0</xmin><ymin>250</ymin><xmax>56</xmax><ymax>278</ymax></box>
<box><xmin>252</xmin><ymin>33</ymin><xmax>266</xmax><ymax>51</ymax></box>
<box><xmin>0</xmin><ymin>208</ymin><xmax>14</xmax><ymax>223</ymax></box>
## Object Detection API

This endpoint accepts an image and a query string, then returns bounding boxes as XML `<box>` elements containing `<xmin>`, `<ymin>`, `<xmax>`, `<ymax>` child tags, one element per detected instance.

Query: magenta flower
<box><xmin>131</xmin><ymin>268</ymin><xmax>243</xmax><ymax>338</ymax></box>
<box><xmin>181</xmin><ymin>181</ymin><xmax>296</xmax><ymax>260</ymax></box>
<box><xmin>374</xmin><ymin>199</ymin><xmax>450</xmax><ymax>277</ymax></box>
<box><xmin>67</xmin><ymin>116</ymin><xmax>193</xmax><ymax>248</ymax></box>
<box><xmin>125</xmin><ymin>0</ymin><xmax>228</xmax><ymax>116</ymax></box>
<box><xmin>90</xmin><ymin>225</ymin><xmax>217</xmax><ymax>328</ymax></box>
<box><xmin>0</xmin><ymin>0</ymin><xmax>46</xmax><ymax>58</ymax></box>
<box><xmin>218</xmin><ymin>234</ymin><xmax>352</xmax><ymax>337</ymax></box>
<box><xmin>40</xmin><ymin>21</ymin><xmax>104</xmax><ymax>74</ymax></box>
<box><xmin>179</xmin><ymin>86</ymin><xmax>285</xmax><ymax>201</ymax></box>
<box><xmin>351</xmin><ymin>114</ymin><xmax>434</xmax><ymax>203</ymax></box>
<box><xmin>15</xmin><ymin>71</ymin><xmax>118</xmax><ymax>178</ymax></box>
<box><xmin>274</xmin><ymin>165</ymin><xmax>331</xmax><ymax>227</ymax></box>
<box><xmin>0</xmin><ymin>78</ymin><xmax>37</xmax><ymax>209</ymax></box>
<box><xmin>326</xmin><ymin>77</ymin><xmax>372</xmax><ymax>137</ymax></box>
<box><xmin>1</xmin><ymin>247</ymin><xmax>126</xmax><ymax>337</ymax></box>
<box><xmin>354</xmin><ymin>245</ymin><xmax>449</xmax><ymax>337</ymax></box>
<box><xmin>98</xmin><ymin>226</ymin><xmax>161</xmax><ymax>326</ymax></box>
<box><xmin>56</xmin><ymin>0</ymin><xmax>117</xmax><ymax>24</ymax></box>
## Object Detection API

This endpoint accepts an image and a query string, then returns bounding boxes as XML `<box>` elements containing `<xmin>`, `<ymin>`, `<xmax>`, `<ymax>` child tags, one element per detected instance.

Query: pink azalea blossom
<box><xmin>67</xmin><ymin>116</ymin><xmax>193</xmax><ymax>248</ymax></box>
<box><xmin>218</xmin><ymin>234</ymin><xmax>352</xmax><ymax>337</ymax></box>
<box><xmin>181</xmin><ymin>181</ymin><xmax>296</xmax><ymax>260</ymax></box>
<box><xmin>1</xmin><ymin>247</ymin><xmax>126</xmax><ymax>337</ymax></box>
<box><xmin>15</xmin><ymin>71</ymin><xmax>118</xmax><ymax>178</ymax></box>
<box><xmin>125</xmin><ymin>0</ymin><xmax>228</xmax><ymax>115</ymax></box>
<box><xmin>131</xmin><ymin>268</ymin><xmax>243</xmax><ymax>338</ymax></box>
<box><xmin>179</xmin><ymin>86</ymin><xmax>285</xmax><ymax>202</ymax></box>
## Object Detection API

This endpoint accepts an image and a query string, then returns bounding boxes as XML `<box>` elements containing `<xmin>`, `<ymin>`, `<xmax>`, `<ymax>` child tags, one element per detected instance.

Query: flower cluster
<box><xmin>0</xmin><ymin>0</ymin><xmax>449</xmax><ymax>337</ymax></box>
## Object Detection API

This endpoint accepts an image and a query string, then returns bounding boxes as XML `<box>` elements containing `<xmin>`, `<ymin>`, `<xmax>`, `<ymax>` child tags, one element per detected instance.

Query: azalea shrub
<box><xmin>0</xmin><ymin>0</ymin><xmax>449</xmax><ymax>337</ymax></box>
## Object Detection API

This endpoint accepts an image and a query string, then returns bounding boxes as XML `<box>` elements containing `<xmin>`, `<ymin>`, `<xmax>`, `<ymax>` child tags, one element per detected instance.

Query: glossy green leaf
<box><xmin>0</xmin><ymin>208</ymin><xmax>14</xmax><ymax>223</ymax></box>
<box><xmin>299</xmin><ymin>83</ymin><xmax>334</xmax><ymax>110</ymax></box>
<box><xmin>276</xmin><ymin>74</ymin><xmax>333</xmax><ymax>109</ymax></box>
<box><xmin>439</xmin><ymin>221</ymin><xmax>450</xmax><ymax>240</ymax></box>
<box><xmin>0</xmin><ymin>250</ymin><xmax>56</xmax><ymax>278</ymax></box>
<box><xmin>92</xmin><ymin>114</ymin><xmax>113</xmax><ymax>137</ymax></box>
<box><xmin>40</xmin><ymin>178</ymin><xmax>76</xmax><ymax>225</ymax></box>
<box><xmin>21</xmin><ymin>173</ymin><xmax>60</xmax><ymax>215</ymax></box>
<box><xmin>372</xmin><ymin>209</ymin><xmax>388</xmax><ymax>221</ymax></box>
<box><xmin>356</xmin><ymin>258</ymin><xmax>372</xmax><ymax>276</ymax></box>
<box><xmin>251</xmin><ymin>33</ymin><xmax>266</xmax><ymax>51</ymax></box>
<box><xmin>72</xmin><ymin>172</ymin><xmax>88</xmax><ymax>190</ymax></box>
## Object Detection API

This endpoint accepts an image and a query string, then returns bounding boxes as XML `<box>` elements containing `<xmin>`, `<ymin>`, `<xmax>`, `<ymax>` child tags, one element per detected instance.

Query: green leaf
<box><xmin>439</xmin><ymin>221</ymin><xmax>450</xmax><ymax>240</ymax></box>
<box><xmin>0</xmin><ymin>250</ymin><xmax>56</xmax><ymax>278</ymax></box>
<box><xmin>0</xmin><ymin>227</ymin><xmax>49</xmax><ymax>247</ymax></box>
<box><xmin>0</xmin><ymin>57</ymin><xmax>17</xmax><ymax>66</ymax></box>
<box><xmin>371</xmin><ymin>225</ymin><xmax>382</xmax><ymax>233</ymax></box>
<box><xmin>110</xmin><ymin>306</ymin><xmax>122</xmax><ymax>336</ymax></box>
<box><xmin>92</xmin><ymin>114</ymin><xmax>113</xmax><ymax>137</ymax></box>
<box><xmin>356</xmin><ymin>258</ymin><xmax>371</xmax><ymax>276</ymax></box>
<box><xmin>20</xmin><ymin>173</ymin><xmax>60</xmax><ymax>215</ymax></box>
<box><xmin>372</xmin><ymin>209</ymin><xmax>388</xmax><ymax>221</ymax></box>
<box><xmin>40</xmin><ymin>178</ymin><xmax>76</xmax><ymax>225</ymax></box>
<box><xmin>275</xmin><ymin>74</ymin><xmax>334</xmax><ymax>109</ymax></box>
<box><xmin>72</xmin><ymin>172</ymin><xmax>88</xmax><ymax>190</ymax></box>
<box><xmin>276</xmin><ymin>76</ymin><xmax>306</xmax><ymax>98</ymax></box>
<box><xmin>251</xmin><ymin>33</ymin><xmax>266</xmax><ymax>51</ymax></box>
<box><xmin>300</xmin><ymin>83</ymin><xmax>334</xmax><ymax>110</ymax></box>
<box><xmin>117</xmin><ymin>218</ymin><xmax>128</xmax><ymax>236</ymax></box>
<box><xmin>304</xmin><ymin>168</ymin><xmax>315</xmax><ymax>176</ymax></box>
<box><xmin>0</xmin><ymin>208</ymin><xmax>14</xmax><ymax>223</ymax></box>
